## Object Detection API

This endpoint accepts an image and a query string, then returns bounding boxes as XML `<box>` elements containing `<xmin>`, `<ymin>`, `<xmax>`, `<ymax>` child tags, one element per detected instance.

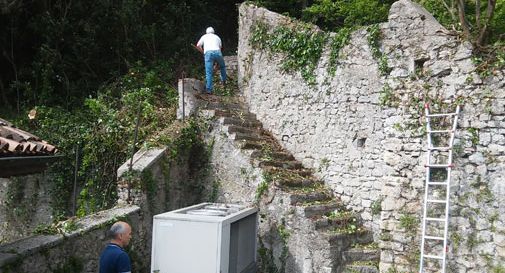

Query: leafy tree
<box><xmin>302</xmin><ymin>0</ymin><xmax>395</xmax><ymax>31</ymax></box>
<box><xmin>251</xmin><ymin>0</ymin><xmax>311</xmax><ymax>18</ymax></box>
<box><xmin>417</xmin><ymin>0</ymin><xmax>503</xmax><ymax>47</ymax></box>
<box><xmin>0</xmin><ymin>0</ymin><xmax>239</xmax><ymax>114</ymax></box>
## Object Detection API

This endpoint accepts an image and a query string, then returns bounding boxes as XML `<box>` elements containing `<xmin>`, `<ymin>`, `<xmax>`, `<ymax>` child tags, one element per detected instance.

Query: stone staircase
<box><xmin>195</xmin><ymin>93</ymin><xmax>380</xmax><ymax>273</ymax></box>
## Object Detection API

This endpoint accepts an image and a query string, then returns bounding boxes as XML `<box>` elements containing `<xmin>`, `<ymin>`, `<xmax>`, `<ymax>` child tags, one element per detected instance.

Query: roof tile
<box><xmin>0</xmin><ymin>119</ymin><xmax>58</xmax><ymax>157</ymax></box>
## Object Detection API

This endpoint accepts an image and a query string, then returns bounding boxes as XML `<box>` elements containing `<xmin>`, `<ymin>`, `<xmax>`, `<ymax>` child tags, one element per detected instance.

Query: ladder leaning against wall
<box><xmin>419</xmin><ymin>103</ymin><xmax>461</xmax><ymax>273</ymax></box>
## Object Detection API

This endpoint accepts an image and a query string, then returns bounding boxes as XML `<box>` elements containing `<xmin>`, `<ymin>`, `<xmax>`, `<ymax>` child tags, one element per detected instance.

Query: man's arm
<box><xmin>193</xmin><ymin>43</ymin><xmax>204</xmax><ymax>54</ymax></box>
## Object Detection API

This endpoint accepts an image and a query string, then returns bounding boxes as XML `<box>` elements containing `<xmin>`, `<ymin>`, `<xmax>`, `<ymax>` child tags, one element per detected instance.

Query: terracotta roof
<box><xmin>0</xmin><ymin>118</ymin><xmax>57</xmax><ymax>157</ymax></box>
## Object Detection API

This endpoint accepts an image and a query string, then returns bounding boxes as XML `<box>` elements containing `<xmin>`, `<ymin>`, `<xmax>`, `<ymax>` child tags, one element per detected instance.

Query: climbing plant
<box><xmin>250</xmin><ymin>21</ymin><xmax>328</xmax><ymax>86</ymax></box>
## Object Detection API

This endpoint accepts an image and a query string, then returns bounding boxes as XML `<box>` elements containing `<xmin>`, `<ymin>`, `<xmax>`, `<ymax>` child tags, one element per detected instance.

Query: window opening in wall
<box><xmin>414</xmin><ymin>58</ymin><xmax>429</xmax><ymax>76</ymax></box>
<box><xmin>357</xmin><ymin>137</ymin><xmax>366</xmax><ymax>148</ymax></box>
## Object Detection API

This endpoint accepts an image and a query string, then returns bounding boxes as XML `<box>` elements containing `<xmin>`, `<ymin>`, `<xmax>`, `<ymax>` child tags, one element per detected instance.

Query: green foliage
<box><xmin>467</xmin><ymin>231</ymin><xmax>480</xmax><ymax>250</ymax></box>
<box><xmin>473</xmin><ymin>44</ymin><xmax>505</xmax><ymax>78</ymax></box>
<box><xmin>249</xmin><ymin>0</ymin><xmax>308</xmax><ymax>18</ymax></box>
<box><xmin>451</xmin><ymin>232</ymin><xmax>462</xmax><ymax>249</ymax></box>
<box><xmin>399</xmin><ymin>213</ymin><xmax>418</xmax><ymax>233</ymax></box>
<box><xmin>257</xmin><ymin>240</ymin><xmax>280</xmax><ymax>273</ymax></box>
<box><xmin>327</xmin><ymin>27</ymin><xmax>352</xmax><ymax>76</ymax></box>
<box><xmin>415</xmin><ymin>0</ymin><xmax>504</xmax><ymax>46</ymax></box>
<box><xmin>302</xmin><ymin>0</ymin><xmax>394</xmax><ymax>31</ymax></box>
<box><xmin>12</xmin><ymin>62</ymin><xmax>178</xmax><ymax>218</ymax></box>
<box><xmin>379</xmin><ymin>83</ymin><xmax>398</xmax><ymax>107</ymax></box>
<box><xmin>256</xmin><ymin>172</ymin><xmax>271</xmax><ymax>202</ymax></box>
<box><xmin>492</xmin><ymin>265</ymin><xmax>505</xmax><ymax>273</ymax></box>
<box><xmin>256</xmin><ymin>222</ymin><xmax>291</xmax><ymax>273</ymax></box>
<box><xmin>0</xmin><ymin>0</ymin><xmax>229</xmax><ymax>113</ymax></box>
<box><xmin>371</xmin><ymin>198</ymin><xmax>383</xmax><ymax>216</ymax></box>
<box><xmin>250</xmin><ymin>22</ymin><xmax>328</xmax><ymax>85</ymax></box>
<box><xmin>467</xmin><ymin>127</ymin><xmax>480</xmax><ymax>146</ymax></box>
<box><xmin>415</xmin><ymin>0</ymin><xmax>457</xmax><ymax>27</ymax></box>
<box><xmin>33</xmin><ymin>218</ymin><xmax>81</xmax><ymax>235</ymax></box>
<box><xmin>367</xmin><ymin>24</ymin><xmax>391</xmax><ymax>75</ymax></box>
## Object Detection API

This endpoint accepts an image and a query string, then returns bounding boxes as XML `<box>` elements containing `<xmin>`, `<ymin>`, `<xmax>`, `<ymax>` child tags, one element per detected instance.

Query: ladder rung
<box><xmin>424</xmin><ymin>254</ymin><xmax>444</xmax><ymax>260</ymax></box>
<box><xmin>424</xmin><ymin>235</ymin><xmax>445</xmax><ymax>241</ymax></box>
<box><xmin>426</xmin><ymin>217</ymin><xmax>446</xmax><ymax>222</ymax></box>
<box><xmin>428</xmin><ymin>129</ymin><xmax>453</xmax><ymax>133</ymax></box>
<box><xmin>427</xmin><ymin>113</ymin><xmax>457</xmax><ymax>117</ymax></box>
<box><xmin>428</xmin><ymin>146</ymin><xmax>451</xmax><ymax>151</ymax></box>
<box><xmin>425</xmin><ymin>164</ymin><xmax>453</xmax><ymax>168</ymax></box>
<box><xmin>427</xmin><ymin>181</ymin><xmax>448</xmax><ymax>185</ymax></box>
<box><xmin>427</xmin><ymin>199</ymin><xmax>447</xmax><ymax>203</ymax></box>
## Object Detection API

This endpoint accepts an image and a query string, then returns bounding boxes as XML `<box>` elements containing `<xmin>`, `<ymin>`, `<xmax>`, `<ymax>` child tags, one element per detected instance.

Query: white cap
<box><xmin>206</xmin><ymin>27</ymin><xmax>215</xmax><ymax>34</ymax></box>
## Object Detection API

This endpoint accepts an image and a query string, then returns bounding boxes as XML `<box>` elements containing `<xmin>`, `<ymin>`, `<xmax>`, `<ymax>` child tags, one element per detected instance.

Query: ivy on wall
<box><xmin>250</xmin><ymin>21</ymin><xmax>328</xmax><ymax>86</ymax></box>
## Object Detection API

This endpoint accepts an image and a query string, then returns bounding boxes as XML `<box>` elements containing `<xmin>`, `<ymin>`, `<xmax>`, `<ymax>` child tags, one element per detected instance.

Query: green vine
<box><xmin>250</xmin><ymin>21</ymin><xmax>328</xmax><ymax>86</ymax></box>
<box><xmin>379</xmin><ymin>83</ymin><xmax>399</xmax><ymax>107</ymax></box>
<box><xmin>256</xmin><ymin>171</ymin><xmax>272</xmax><ymax>202</ymax></box>
<box><xmin>367</xmin><ymin>24</ymin><xmax>391</xmax><ymax>75</ymax></box>
<box><xmin>327</xmin><ymin>27</ymin><xmax>352</xmax><ymax>76</ymax></box>
<box><xmin>257</xmin><ymin>222</ymin><xmax>291</xmax><ymax>273</ymax></box>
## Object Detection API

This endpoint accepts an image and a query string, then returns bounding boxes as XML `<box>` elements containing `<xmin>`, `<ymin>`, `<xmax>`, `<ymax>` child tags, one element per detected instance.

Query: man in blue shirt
<box><xmin>99</xmin><ymin>221</ymin><xmax>133</xmax><ymax>273</ymax></box>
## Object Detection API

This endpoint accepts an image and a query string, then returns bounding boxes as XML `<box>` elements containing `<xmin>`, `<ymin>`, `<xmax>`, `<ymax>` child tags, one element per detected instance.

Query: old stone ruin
<box><xmin>1</xmin><ymin>0</ymin><xmax>504</xmax><ymax>272</ymax></box>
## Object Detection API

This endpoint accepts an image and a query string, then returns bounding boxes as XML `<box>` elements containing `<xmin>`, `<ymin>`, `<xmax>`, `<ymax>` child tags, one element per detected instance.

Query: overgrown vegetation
<box><xmin>327</xmin><ymin>27</ymin><xmax>352</xmax><ymax>76</ymax></box>
<box><xmin>250</xmin><ymin>22</ymin><xmax>328</xmax><ymax>85</ymax></box>
<box><xmin>416</xmin><ymin>0</ymin><xmax>505</xmax><ymax>74</ymax></box>
<box><xmin>367</xmin><ymin>24</ymin><xmax>392</xmax><ymax>75</ymax></box>
<box><xmin>12</xmin><ymin>64</ymin><xmax>178</xmax><ymax>219</ymax></box>
<box><xmin>0</xmin><ymin>0</ymin><xmax>242</xmax><ymax>114</ymax></box>
<box><xmin>257</xmin><ymin>222</ymin><xmax>291</xmax><ymax>273</ymax></box>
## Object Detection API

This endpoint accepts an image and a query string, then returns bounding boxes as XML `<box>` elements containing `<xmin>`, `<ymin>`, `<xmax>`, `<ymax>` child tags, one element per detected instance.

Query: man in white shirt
<box><xmin>196</xmin><ymin>27</ymin><xmax>227</xmax><ymax>94</ymax></box>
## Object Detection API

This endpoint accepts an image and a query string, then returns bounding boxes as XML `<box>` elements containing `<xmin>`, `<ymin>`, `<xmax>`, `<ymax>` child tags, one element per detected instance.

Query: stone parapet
<box><xmin>0</xmin><ymin>205</ymin><xmax>141</xmax><ymax>272</ymax></box>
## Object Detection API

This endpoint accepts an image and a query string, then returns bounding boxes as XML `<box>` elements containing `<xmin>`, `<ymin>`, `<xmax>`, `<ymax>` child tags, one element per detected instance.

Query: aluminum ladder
<box><xmin>419</xmin><ymin>103</ymin><xmax>461</xmax><ymax>273</ymax></box>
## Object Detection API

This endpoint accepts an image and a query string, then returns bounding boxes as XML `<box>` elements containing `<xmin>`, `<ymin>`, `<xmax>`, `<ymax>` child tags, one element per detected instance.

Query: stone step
<box><xmin>221</xmin><ymin>117</ymin><xmax>262</xmax><ymax>128</ymax></box>
<box><xmin>259</xmin><ymin>160</ymin><xmax>303</xmax><ymax>170</ymax></box>
<box><xmin>342</xmin><ymin>264</ymin><xmax>379</xmax><ymax>273</ymax></box>
<box><xmin>231</xmin><ymin>132</ymin><xmax>264</xmax><ymax>142</ymax></box>
<box><xmin>237</xmin><ymin>140</ymin><xmax>264</xmax><ymax>150</ymax></box>
<box><xmin>263</xmin><ymin>167</ymin><xmax>312</xmax><ymax>178</ymax></box>
<box><xmin>276</xmin><ymin>178</ymin><xmax>322</xmax><ymax>188</ymax></box>
<box><xmin>250</xmin><ymin>150</ymin><xmax>295</xmax><ymax>161</ymax></box>
<box><xmin>327</xmin><ymin>230</ymin><xmax>374</xmax><ymax>247</ymax></box>
<box><xmin>289</xmin><ymin>190</ymin><xmax>333</xmax><ymax>205</ymax></box>
<box><xmin>202</xmin><ymin>101</ymin><xmax>243</xmax><ymax>111</ymax></box>
<box><xmin>303</xmin><ymin>201</ymin><xmax>340</xmax><ymax>218</ymax></box>
<box><xmin>226</xmin><ymin>125</ymin><xmax>260</xmax><ymax>136</ymax></box>
<box><xmin>313</xmin><ymin>212</ymin><xmax>357</xmax><ymax>231</ymax></box>
<box><xmin>213</xmin><ymin>109</ymin><xmax>257</xmax><ymax>119</ymax></box>
<box><xmin>342</xmin><ymin>248</ymin><xmax>380</xmax><ymax>263</ymax></box>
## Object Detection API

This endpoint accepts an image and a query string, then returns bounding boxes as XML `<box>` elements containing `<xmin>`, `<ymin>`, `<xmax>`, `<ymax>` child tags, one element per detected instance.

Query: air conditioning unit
<box><xmin>151</xmin><ymin>202</ymin><xmax>258</xmax><ymax>273</ymax></box>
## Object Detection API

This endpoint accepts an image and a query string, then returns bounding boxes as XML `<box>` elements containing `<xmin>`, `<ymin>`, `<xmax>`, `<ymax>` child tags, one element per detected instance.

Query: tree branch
<box><xmin>0</xmin><ymin>0</ymin><xmax>22</xmax><ymax>14</ymax></box>
<box><xmin>476</xmin><ymin>0</ymin><xmax>481</xmax><ymax>30</ymax></box>
<box><xmin>457</xmin><ymin>0</ymin><xmax>471</xmax><ymax>38</ymax></box>
<box><xmin>441</xmin><ymin>0</ymin><xmax>458</xmax><ymax>22</ymax></box>
<box><xmin>477</xmin><ymin>0</ymin><xmax>497</xmax><ymax>46</ymax></box>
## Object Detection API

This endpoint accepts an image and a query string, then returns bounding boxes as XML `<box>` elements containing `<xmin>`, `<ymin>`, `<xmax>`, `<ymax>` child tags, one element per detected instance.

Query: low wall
<box><xmin>238</xmin><ymin>1</ymin><xmax>505</xmax><ymax>272</ymax></box>
<box><xmin>0</xmin><ymin>205</ymin><xmax>142</xmax><ymax>273</ymax></box>
<box><xmin>0</xmin><ymin>175</ymin><xmax>53</xmax><ymax>245</ymax></box>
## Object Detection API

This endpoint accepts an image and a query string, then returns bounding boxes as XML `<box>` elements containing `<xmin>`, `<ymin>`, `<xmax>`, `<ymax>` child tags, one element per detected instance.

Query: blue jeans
<box><xmin>204</xmin><ymin>50</ymin><xmax>227</xmax><ymax>93</ymax></box>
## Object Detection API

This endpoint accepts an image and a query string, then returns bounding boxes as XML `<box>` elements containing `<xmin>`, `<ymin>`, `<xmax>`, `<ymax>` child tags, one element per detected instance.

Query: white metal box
<box><xmin>150</xmin><ymin>203</ymin><xmax>258</xmax><ymax>273</ymax></box>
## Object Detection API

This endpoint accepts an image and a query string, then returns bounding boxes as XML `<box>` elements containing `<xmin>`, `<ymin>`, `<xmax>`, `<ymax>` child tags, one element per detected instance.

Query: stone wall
<box><xmin>0</xmin><ymin>205</ymin><xmax>143</xmax><ymax>273</ymax></box>
<box><xmin>0</xmin><ymin>175</ymin><xmax>53</xmax><ymax>245</ymax></box>
<box><xmin>238</xmin><ymin>1</ymin><xmax>505</xmax><ymax>272</ymax></box>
